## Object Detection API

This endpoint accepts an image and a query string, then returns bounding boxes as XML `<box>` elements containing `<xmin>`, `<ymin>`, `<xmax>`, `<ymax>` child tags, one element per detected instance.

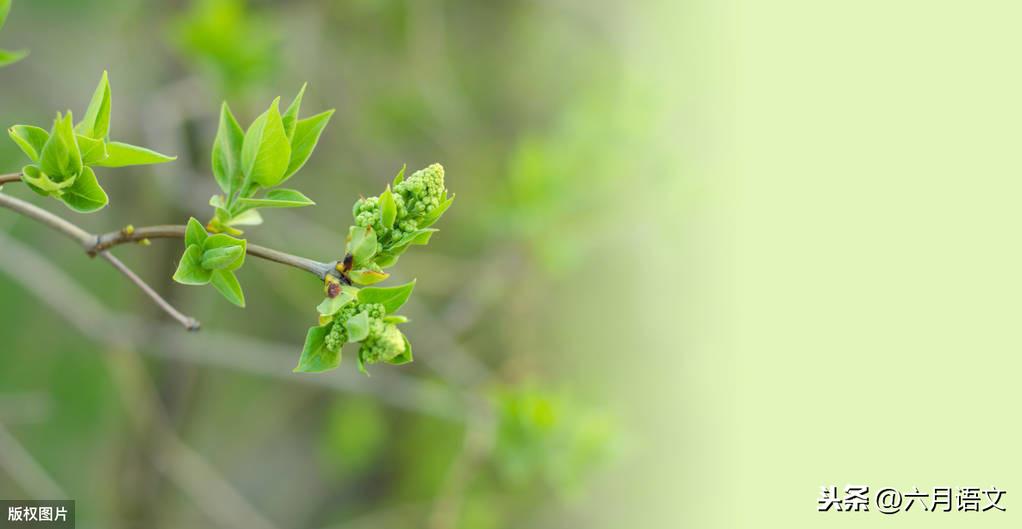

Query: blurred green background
<box><xmin>9</xmin><ymin>1</ymin><xmax>1022</xmax><ymax>528</ymax></box>
<box><xmin>0</xmin><ymin>0</ymin><xmax>688</xmax><ymax>528</ymax></box>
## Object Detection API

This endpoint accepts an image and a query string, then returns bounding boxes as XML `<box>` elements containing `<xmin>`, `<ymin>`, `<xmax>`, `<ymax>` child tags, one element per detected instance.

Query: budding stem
<box><xmin>0</xmin><ymin>185</ymin><xmax>340</xmax><ymax>330</ymax></box>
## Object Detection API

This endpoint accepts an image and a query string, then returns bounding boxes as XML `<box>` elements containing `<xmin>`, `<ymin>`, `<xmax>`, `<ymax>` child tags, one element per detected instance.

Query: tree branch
<box><xmin>0</xmin><ymin>173</ymin><xmax>21</xmax><ymax>186</ymax></box>
<box><xmin>0</xmin><ymin>187</ymin><xmax>340</xmax><ymax>331</ymax></box>
<box><xmin>0</xmin><ymin>421</ymin><xmax>68</xmax><ymax>500</ymax></box>
<box><xmin>100</xmin><ymin>251</ymin><xmax>200</xmax><ymax>331</ymax></box>
<box><xmin>0</xmin><ymin>228</ymin><xmax>468</xmax><ymax>420</ymax></box>
<box><xmin>91</xmin><ymin>224</ymin><xmax>336</xmax><ymax>279</ymax></box>
<box><xmin>0</xmin><ymin>190</ymin><xmax>199</xmax><ymax>329</ymax></box>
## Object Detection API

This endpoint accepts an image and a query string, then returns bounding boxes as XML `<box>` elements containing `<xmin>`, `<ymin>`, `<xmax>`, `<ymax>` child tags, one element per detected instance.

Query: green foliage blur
<box><xmin>0</xmin><ymin>0</ymin><xmax>649</xmax><ymax>527</ymax></box>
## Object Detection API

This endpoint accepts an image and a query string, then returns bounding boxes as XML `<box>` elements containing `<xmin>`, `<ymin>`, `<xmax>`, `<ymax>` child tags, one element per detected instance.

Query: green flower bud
<box><xmin>324</xmin><ymin>320</ymin><xmax>347</xmax><ymax>352</ymax></box>
<box><xmin>358</xmin><ymin>323</ymin><xmax>405</xmax><ymax>365</ymax></box>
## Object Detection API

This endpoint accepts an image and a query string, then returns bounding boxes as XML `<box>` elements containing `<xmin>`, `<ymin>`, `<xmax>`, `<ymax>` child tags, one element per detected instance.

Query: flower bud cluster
<box><xmin>323</xmin><ymin>302</ymin><xmax>388</xmax><ymax>353</ymax></box>
<box><xmin>359</xmin><ymin>322</ymin><xmax>405</xmax><ymax>365</ymax></box>
<box><xmin>352</xmin><ymin>163</ymin><xmax>446</xmax><ymax>245</ymax></box>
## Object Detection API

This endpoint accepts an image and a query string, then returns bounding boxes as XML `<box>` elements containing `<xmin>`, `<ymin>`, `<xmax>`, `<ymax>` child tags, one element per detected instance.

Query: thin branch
<box><xmin>0</xmin><ymin>172</ymin><xmax>22</xmax><ymax>186</ymax></box>
<box><xmin>0</xmin><ymin>188</ymin><xmax>338</xmax><ymax>331</ymax></box>
<box><xmin>0</xmin><ymin>190</ymin><xmax>198</xmax><ymax>329</ymax></box>
<box><xmin>100</xmin><ymin>252</ymin><xmax>201</xmax><ymax>331</ymax></box>
<box><xmin>0</xmin><ymin>190</ymin><xmax>93</xmax><ymax>245</ymax></box>
<box><xmin>0</xmin><ymin>421</ymin><xmax>68</xmax><ymax>500</ymax></box>
<box><xmin>105</xmin><ymin>349</ymin><xmax>281</xmax><ymax>529</ymax></box>
<box><xmin>91</xmin><ymin>225</ymin><xmax>335</xmax><ymax>279</ymax></box>
<box><xmin>0</xmin><ymin>229</ymin><xmax>468</xmax><ymax>421</ymax></box>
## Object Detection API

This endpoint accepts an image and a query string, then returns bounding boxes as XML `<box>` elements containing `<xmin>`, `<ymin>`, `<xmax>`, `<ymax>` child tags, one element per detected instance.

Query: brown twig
<box><xmin>100</xmin><ymin>251</ymin><xmax>201</xmax><ymax>331</ymax></box>
<box><xmin>0</xmin><ymin>190</ymin><xmax>198</xmax><ymax>329</ymax></box>
<box><xmin>0</xmin><ymin>229</ymin><xmax>468</xmax><ymax>420</ymax></box>
<box><xmin>0</xmin><ymin>187</ymin><xmax>339</xmax><ymax>330</ymax></box>
<box><xmin>0</xmin><ymin>173</ymin><xmax>22</xmax><ymax>186</ymax></box>
<box><xmin>90</xmin><ymin>224</ymin><xmax>336</xmax><ymax>279</ymax></box>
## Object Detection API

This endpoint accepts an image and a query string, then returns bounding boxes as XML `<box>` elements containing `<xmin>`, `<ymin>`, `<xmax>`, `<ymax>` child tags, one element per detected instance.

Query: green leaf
<box><xmin>284</xmin><ymin>109</ymin><xmax>333</xmax><ymax>180</ymax></box>
<box><xmin>241</xmin><ymin>97</ymin><xmax>291</xmax><ymax>188</ymax></box>
<box><xmin>93</xmin><ymin>141</ymin><xmax>176</xmax><ymax>167</ymax></box>
<box><xmin>201</xmin><ymin>245</ymin><xmax>245</xmax><ymax>270</ymax></box>
<box><xmin>0</xmin><ymin>48</ymin><xmax>27</xmax><ymax>68</ymax></box>
<box><xmin>384</xmin><ymin>229</ymin><xmax>438</xmax><ymax>259</ymax></box>
<box><xmin>21</xmin><ymin>164</ymin><xmax>72</xmax><ymax>195</ymax></box>
<box><xmin>392</xmin><ymin>164</ymin><xmax>406</xmax><ymax>186</ymax></box>
<box><xmin>408</xmin><ymin>228</ymin><xmax>437</xmax><ymax>246</ymax></box>
<box><xmin>356</xmin><ymin>347</ymin><xmax>369</xmax><ymax>375</ymax></box>
<box><xmin>211</xmin><ymin>102</ymin><xmax>245</xmax><ymax>196</ymax></box>
<box><xmin>0</xmin><ymin>0</ymin><xmax>10</xmax><ymax>30</ymax></box>
<box><xmin>173</xmin><ymin>244</ymin><xmax>212</xmax><ymax>285</ymax></box>
<box><xmin>203</xmin><ymin>234</ymin><xmax>246</xmax><ymax>270</ymax></box>
<box><xmin>76</xmin><ymin>134</ymin><xmax>108</xmax><ymax>164</ymax></box>
<box><xmin>294</xmin><ymin>324</ymin><xmax>340</xmax><ymax>373</ymax></box>
<box><xmin>8</xmin><ymin>125</ymin><xmax>48</xmax><ymax>161</ymax></box>
<box><xmin>386</xmin><ymin>333</ymin><xmax>413</xmax><ymax>365</ymax></box>
<box><xmin>344</xmin><ymin>311</ymin><xmax>370</xmax><ymax>343</ymax></box>
<box><xmin>60</xmin><ymin>166</ymin><xmax>108</xmax><ymax>213</ymax></box>
<box><xmin>0</xmin><ymin>1</ymin><xmax>26</xmax><ymax>68</ymax></box>
<box><xmin>357</xmin><ymin>280</ymin><xmax>416</xmax><ymax>314</ymax></box>
<box><xmin>75</xmin><ymin>71</ymin><xmax>112</xmax><ymax>140</ymax></box>
<box><xmin>349</xmin><ymin>226</ymin><xmax>377</xmax><ymax>267</ymax></box>
<box><xmin>282</xmin><ymin>82</ymin><xmax>306</xmax><ymax>140</ymax></box>
<box><xmin>383</xmin><ymin>315</ymin><xmax>409</xmax><ymax>324</ymax></box>
<box><xmin>316</xmin><ymin>287</ymin><xmax>357</xmax><ymax>316</ymax></box>
<box><xmin>210</xmin><ymin>269</ymin><xmax>245</xmax><ymax>307</ymax></box>
<box><xmin>347</xmin><ymin>269</ymin><xmax>389</xmax><ymax>286</ymax></box>
<box><xmin>379</xmin><ymin>185</ymin><xmax>396</xmax><ymax>229</ymax></box>
<box><xmin>419</xmin><ymin>194</ymin><xmax>455</xmax><ymax>228</ymax></box>
<box><xmin>185</xmin><ymin>217</ymin><xmax>208</xmax><ymax>247</ymax></box>
<box><xmin>40</xmin><ymin>112</ymin><xmax>82</xmax><ymax>179</ymax></box>
<box><xmin>373</xmin><ymin>251</ymin><xmax>400</xmax><ymax>269</ymax></box>
<box><xmin>237</xmin><ymin>188</ymin><xmax>315</xmax><ymax>209</ymax></box>
<box><xmin>227</xmin><ymin>208</ymin><xmax>263</xmax><ymax>226</ymax></box>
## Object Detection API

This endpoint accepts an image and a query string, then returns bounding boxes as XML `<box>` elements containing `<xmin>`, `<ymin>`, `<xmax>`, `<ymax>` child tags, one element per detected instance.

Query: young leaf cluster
<box><xmin>0</xmin><ymin>0</ymin><xmax>27</xmax><ymax>68</ymax></box>
<box><xmin>172</xmin><ymin>218</ymin><xmax>247</xmax><ymax>307</ymax></box>
<box><xmin>173</xmin><ymin>86</ymin><xmax>333</xmax><ymax>306</ymax></box>
<box><xmin>206</xmin><ymin>83</ymin><xmax>333</xmax><ymax>234</ymax></box>
<box><xmin>6</xmin><ymin>72</ymin><xmax>176</xmax><ymax>212</ymax></box>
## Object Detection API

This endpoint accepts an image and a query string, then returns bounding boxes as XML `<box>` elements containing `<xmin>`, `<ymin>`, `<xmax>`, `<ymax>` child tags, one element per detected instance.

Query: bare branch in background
<box><xmin>105</xmin><ymin>349</ymin><xmax>281</xmax><ymax>529</ymax></box>
<box><xmin>428</xmin><ymin>401</ymin><xmax>497</xmax><ymax>529</ymax></box>
<box><xmin>0</xmin><ymin>190</ymin><xmax>198</xmax><ymax>330</ymax></box>
<box><xmin>0</xmin><ymin>229</ymin><xmax>467</xmax><ymax>421</ymax></box>
<box><xmin>0</xmin><ymin>393</ymin><xmax>52</xmax><ymax>424</ymax></box>
<box><xmin>0</xmin><ymin>421</ymin><xmax>68</xmax><ymax>500</ymax></box>
<box><xmin>0</xmin><ymin>230</ymin><xmax>280</xmax><ymax>529</ymax></box>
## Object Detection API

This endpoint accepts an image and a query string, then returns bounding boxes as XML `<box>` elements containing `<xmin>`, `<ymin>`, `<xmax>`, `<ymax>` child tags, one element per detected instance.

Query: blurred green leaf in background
<box><xmin>170</xmin><ymin>0</ymin><xmax>280</xmax><ymax>96</ymax></box>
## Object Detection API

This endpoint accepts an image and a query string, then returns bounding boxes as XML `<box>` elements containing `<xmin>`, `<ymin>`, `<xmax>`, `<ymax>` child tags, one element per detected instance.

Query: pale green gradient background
<box><xmin>627</xmin><ymin>0</ymin><xmax>1022</xmax><ymax>526</ymax></box>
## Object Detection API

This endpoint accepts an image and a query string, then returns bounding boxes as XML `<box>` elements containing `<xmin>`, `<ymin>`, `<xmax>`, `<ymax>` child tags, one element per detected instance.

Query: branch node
<box><xmin>87</xmin><ymin>235</ymin><xmax>101</xmax><ymax>258</ymax></box>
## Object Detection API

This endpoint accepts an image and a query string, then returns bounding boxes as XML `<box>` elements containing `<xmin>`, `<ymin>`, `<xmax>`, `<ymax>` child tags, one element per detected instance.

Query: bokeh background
<box><xmin>14</xmin><ymin>1</ymin><xmax>1021</xmax><ymax>529</ymax></box>
<box><xmin>0</xmin><ymin>0</ymin><xmax>690</xmax><ymax>528</ymax></box>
